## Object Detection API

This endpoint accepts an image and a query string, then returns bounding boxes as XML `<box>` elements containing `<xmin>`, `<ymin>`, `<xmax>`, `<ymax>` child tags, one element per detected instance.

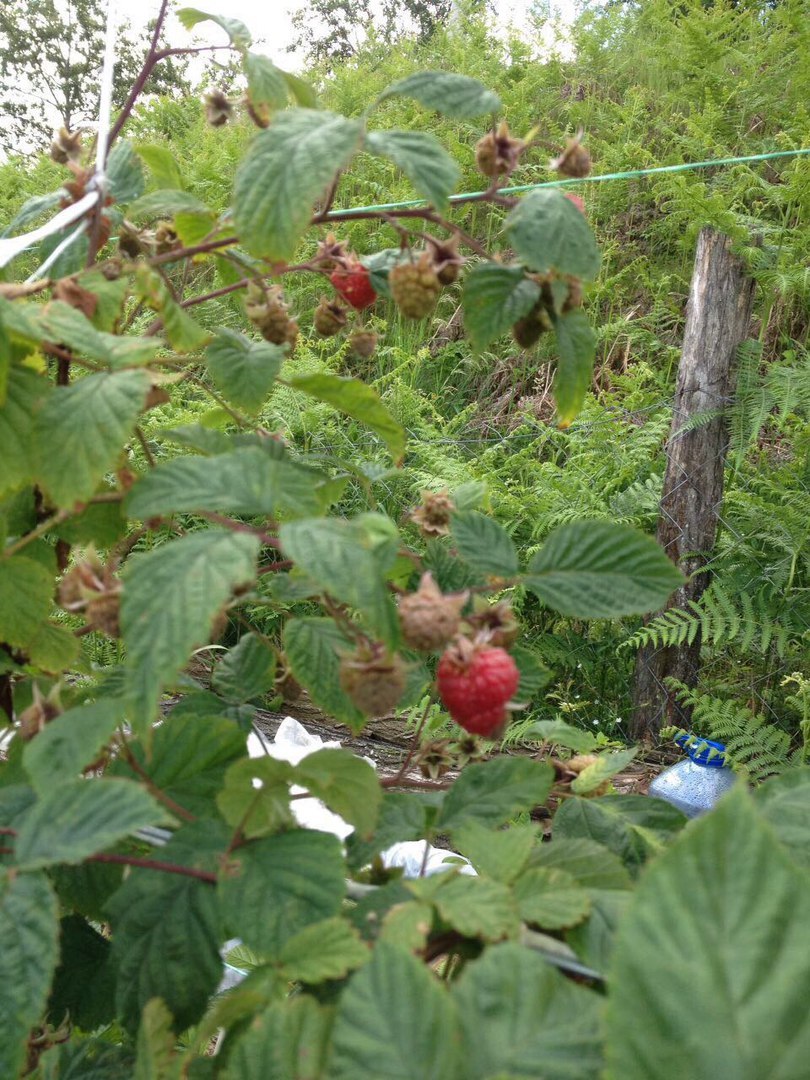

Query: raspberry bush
<box><xmin>2</xmin><ymin>5</ymin><xmax>810</xmax><ymax>1078</ymax></box>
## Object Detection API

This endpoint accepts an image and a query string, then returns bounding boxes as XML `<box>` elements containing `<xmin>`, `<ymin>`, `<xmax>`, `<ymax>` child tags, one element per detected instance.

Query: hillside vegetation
<box><xmin>2</xmin><ymin>0</ymin><xmax>808</xmax><ymax>753</ymax></box>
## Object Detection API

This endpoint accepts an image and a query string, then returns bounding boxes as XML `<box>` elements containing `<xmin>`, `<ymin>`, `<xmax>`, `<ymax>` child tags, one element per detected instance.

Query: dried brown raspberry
<box><xmin>246</xmin><ymin>283</ymin><xmax>298</xmax><ymax>350</ymax></box>
<box><xmin>399</xmin><ymin>572</ymin><xmax>468</xmax><ymax>652</ymax></box>
<box><xmin>205</xmin><ymin>88</ymin><xmax>233</xmax><ymax>127</ymax></box>
<box><xmin>275</xmin><ymin>666</ymin><xmax>302</xmax><ymax>702</ymax></box>
<box><xmin>154</xmin><ymin>221</ymin><xmax>179</xmax><ymax>254</ymax></box>
<box><xmin>245</xmin><ymin>98</ymin><xmax>271</xmax><ymax>129</ymax></box>
<box><xmin>313</xmin><ymin>297</ymin><xmax>348</xmax><ymax>337</ymax></box>
<box><xmin>565</xmin><ymin>754</ymin><xmax>609</xmax><ymax>795</ymax></box>
<box><xmin>50</xmin><ymin>127</ymin><xmax>82</xmax><ymax>165</ymax></box>
<box><xmin>475</xmin><ymin>121</ymin><xmax>525</xmax><ymax>179</ymax></box>
<box><xmin>17</xmin><ymin>686</ymin><xmax>61</xmax><ymax>741</ymax></box>
<box><xmin>315</xmin><ymin>233</ymin><xmax>351</xmax><ymax>271</ymax></box>
<box><xmin>512</xmin><ymin>304</ymin><xmax>552</xmax><ymax>349</ymax></box>
<box><xmin>562</xmin><ymin>277</ymin><xmax>584</xmax><ymax>312</ymax></box>
<box><xmin>426</xmin><ymin>234</ymin><xmax>464</xmax><ymax>286</ymax></box>
<box><xmin>58</xmin><ymin>552</ymin><xmax>121</xmax><ymax>636</ymax></box>
<box><xmin>58</xmin><ymin>554</ymin><xmax>107</xmax><ymax>611</ymax></box>
<box><xmin>410</xmin><ymin>490</ymin><xmax>455</xmax><ymax>539</ymax></box>
<box><xmin>416</xmin><ymin>738</ymin><xmax>454</xmax><ymax>780</ymax></box>
<box><xmin>465</xmin><ymin>598</ymin><xmax>520</xmax><ymax>649</ymax></box>
<box><xmin>550</xmin><ymin>132</ymin><xmax>592</xmax><ymax>179</ymax></box>
<box><xmin>51</xmin><ymin>280</ymin><xmax>96</xmax><ymax>323</ymax></box>
<box><xmin>339</xmin><ymin>643</ymin><xmax>407</xmax><ymax>717</ymax></box>
<box><xmin>389</xmin><ymin>253</ymin><xmax>441</xmax><ymax>320</ymax></box>
<box><xmin>348</xmin><ymin>330</ymin><xmax>378</xmax><ymax>359</ymax></box>
<box><xmin>86</xmin><ymin>593</ymin><xmax>121</xmax><ymax>639</ymax></box>
<box><xmin>144</xmin><ymin>384</ymin><xmax>171</xmax><ymax>412</ymax></box>
<box><xmin>118</xmin><ymin>223</ymin><xmax>143</xmax><ymax>259</ymax></box>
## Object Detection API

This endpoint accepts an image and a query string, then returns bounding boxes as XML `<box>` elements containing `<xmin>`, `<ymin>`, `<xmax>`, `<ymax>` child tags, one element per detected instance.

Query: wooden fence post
<box><xmin>629</xmin><ymin>228</ymin><xmax>757</xmax><ymax>741</ymax></box>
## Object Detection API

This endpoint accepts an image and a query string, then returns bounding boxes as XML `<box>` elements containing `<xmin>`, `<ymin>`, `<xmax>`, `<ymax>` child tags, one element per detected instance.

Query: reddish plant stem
<box><xmin>197</xmin><ymin>511</ymin><xmax>283</xmax><ymax>550</ymax></box>
<box><xmin>120</xmin><ymin>743</ymin><xmax>197</xmax><ymax>824</ymax></box>
<box><xmin>90</xmin><ymin>851</ymin><xmax>217</xmax><ymax>883</ymax></box>
<box><xmin>107</xmin><ymin>0</ymin><xmax>171</xmax><ymax>146</ymax></box>
<box><xmin>149</xmin><ymin>235</ymin><xmax>238</xmax><ymax>268</ymax></box>
<box><xmin>380</xmin><ymin>775</ymin><xmax>451</xmax><ymax>791</ymax></box>
<box><xmin>389</xmin><ymin>696</ymin><xmax>434</xmax><ymax>784</ymax></box>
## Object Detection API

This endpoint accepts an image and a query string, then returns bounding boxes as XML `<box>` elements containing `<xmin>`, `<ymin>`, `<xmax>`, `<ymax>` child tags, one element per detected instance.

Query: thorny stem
<box><xmin>1</xmin><ymin>510</ymin><xmax>70</xmax><ymax>559</ymax></box>
<box><xmin>107</xmin><ymin>0</ymin><xmax>171</xmax><ymax>147</ymax></box>
<box><xmin>197</xmin><ymin>511</ymin><xmax>283</xmax><ymax>550</ymax></box>
<box><xmin>390</xmin><ymin>696</ymin><xmax>435</xmax><ymax>783</ymax></box>
<box><xmin>90</xmin><ymin>851</ymin><xmax>217</xmax><ymax>883</ymax></box>
<box><xmin>380</xmin><ymin>774</ymin><xmax>452</xmax><ymax>791</ymax></box>
<box><xmin>120</xmin><ymin>741</ymin><xmax>197</xmax><ymax>823</ymax></box>
<box><xmin>42</xmin><ymin>342</ymin><xmax>101</xmax><ymax>373</ymax></box>
<box><xmin>177</xmin><ymin>370</ymin><xmax>251</xmax><ymax>427</ymax></box>
<box><xmin>1</xmin><ymin>826</ymin><xmax>217</xmax><ymax>883</ymax></box>
<box><xmin>135</xmin><ymin>426</ymin><xmax>156</xmax><ymax>468</ymax></box>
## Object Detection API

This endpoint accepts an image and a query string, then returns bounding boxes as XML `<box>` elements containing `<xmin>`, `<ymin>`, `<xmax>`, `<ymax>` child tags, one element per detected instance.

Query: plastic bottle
<box><xmin>648</xmin><ymin>736</ymin><xmax>738</xmax><ymax>818</ymax></box>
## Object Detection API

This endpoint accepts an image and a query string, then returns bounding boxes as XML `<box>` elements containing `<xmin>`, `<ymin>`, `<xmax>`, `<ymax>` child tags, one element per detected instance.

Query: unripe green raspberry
<box><xmin>389</xmin><ymin>253</ymin><xmax>442</xmax><ymax>319</ymax></box>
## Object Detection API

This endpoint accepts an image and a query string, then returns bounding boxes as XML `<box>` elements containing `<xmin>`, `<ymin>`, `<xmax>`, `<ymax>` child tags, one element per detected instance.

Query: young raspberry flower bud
<box><xmin>410</xmin><ymin>489</ymin><xmax>456</xmax><ymax>539</ymax></box>
<box><xmin>399</xmin><ymin>572</ymin><xmax>468</xmax><ymax>652</ymax></box>
<box><xmin>313</xmin><ymin>297</ymin><xmax>348</xmax><ymax>337</ymax></box>
<box><xmin>205</xmin><ymin>88</ymin><xmax>233</xmax><ymax>127</ymax></box>
<box><xmin>389</xmin><ymin>253</ymin><xmax>442</xmax><ymax>319</ymax></box>
<box><xmin>339</xmin><ymin>642</ymin><xmax>407</xmax><ymax>717</ymax></box>
<box><xmin>550</xmin><ymin>132</ymin><xmax>592</xmax><ymax>179</ymax></box>
<box><xmin>475</xmin><ymin>121</ymin><xmax>525</xmax><ymax>179</ymax></box>
<box><xmin>348</xmin><ymin>329</ymin><xmax>378</xmax><ymax>359</ymax></box>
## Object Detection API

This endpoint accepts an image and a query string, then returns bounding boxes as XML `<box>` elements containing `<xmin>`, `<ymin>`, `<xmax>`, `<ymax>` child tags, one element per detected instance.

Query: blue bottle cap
<box><xmin>674</xmin><ymin>734</ymin><xmax>727</xmax><ymax>768</ymax></box>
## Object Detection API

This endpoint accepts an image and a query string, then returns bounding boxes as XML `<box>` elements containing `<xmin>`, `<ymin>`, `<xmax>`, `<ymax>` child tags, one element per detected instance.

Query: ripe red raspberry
<box><xmin>330</xmin><ymin>262</ymin><xmax>377</xmax><ymax>310</ymax></box>
<box><xmin>437</xmin><ymin>642</ymin><xmax>520</xmax><ymax>738</ymax></box>
<box><xmin>564</xmin><ymin>192</ymin><xmax>586</xmax><ymax>215</ymax></box>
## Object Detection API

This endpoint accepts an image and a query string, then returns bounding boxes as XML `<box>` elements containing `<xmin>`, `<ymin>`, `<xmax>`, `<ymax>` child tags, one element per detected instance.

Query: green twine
<box><xmin>324</xmin><ymin>146</ymin><xmax>810</xmax><ymax>219</ymax></box>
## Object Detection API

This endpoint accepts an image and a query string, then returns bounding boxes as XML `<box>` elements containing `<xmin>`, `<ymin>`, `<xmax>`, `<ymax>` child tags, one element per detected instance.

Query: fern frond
<box><xmin>620</xmin><ymin>581</ymin><xmax>801</xmax><ymax>657</ymax></box>
<box><xmin>665</xmin><ymin>680</ymin><xmax>795</xmax><ymax>782</ymax></box>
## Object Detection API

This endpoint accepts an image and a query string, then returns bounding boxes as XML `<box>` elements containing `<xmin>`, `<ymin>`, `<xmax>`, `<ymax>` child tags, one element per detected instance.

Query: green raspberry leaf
<box><xmin>506</xmin><ymin>188</ymin><xmax>601</xmax><ymax>281</ymax></box>
<box><xmin>366</xmin><ymin>129</ymin><xmax>460</xmax><ymax>212</ymax></box>
<box><xmin>380</xmin><ymin>71</ymin><xmax>501</xmax><ymax>118</ymax></box>
<box><xmin>462</xmin><ymin>263</ymin><xmax>541</xmax><ymax>352</ymax></box>
<box><xmin>233</xmin><ymin>110</ymin><xmax>363</xmax><ymax>261</ymax></box>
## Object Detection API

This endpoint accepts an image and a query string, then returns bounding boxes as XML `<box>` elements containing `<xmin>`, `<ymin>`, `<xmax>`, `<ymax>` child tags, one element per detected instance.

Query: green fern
<box><xmin>664</xmin><ymin>680</ymin><xmax>800</xmax><ymax>782</ymax></box>
<box><xmin>619</xmin><ymin>580</ymin><xmax>802</xmax><ymax>657</ymax></box>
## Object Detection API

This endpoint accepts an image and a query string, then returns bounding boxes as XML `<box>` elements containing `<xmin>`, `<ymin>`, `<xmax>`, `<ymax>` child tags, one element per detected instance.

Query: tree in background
<box><xmin>290</xmin><ymin>0</ymin><xmax>455</xmax><ymax>68</ymax></box>
<box><xmin>0</xmin><ymin>0</ymin><xmax>189</xmax><ymax>155</ymax></box>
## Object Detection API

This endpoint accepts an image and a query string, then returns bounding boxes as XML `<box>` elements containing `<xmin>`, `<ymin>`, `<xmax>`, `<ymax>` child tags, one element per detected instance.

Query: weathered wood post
<box><xmin>629</xmin><ymin>228</ymin><xmax>757</xmax><ymax>741</ymax></box>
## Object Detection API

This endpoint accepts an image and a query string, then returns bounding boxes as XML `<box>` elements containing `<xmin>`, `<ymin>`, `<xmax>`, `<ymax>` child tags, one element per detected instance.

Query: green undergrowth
<box><xmin>3</xmin><ymin>0</ymin><xmax>809</xmax><ymax>752</ymax></box>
